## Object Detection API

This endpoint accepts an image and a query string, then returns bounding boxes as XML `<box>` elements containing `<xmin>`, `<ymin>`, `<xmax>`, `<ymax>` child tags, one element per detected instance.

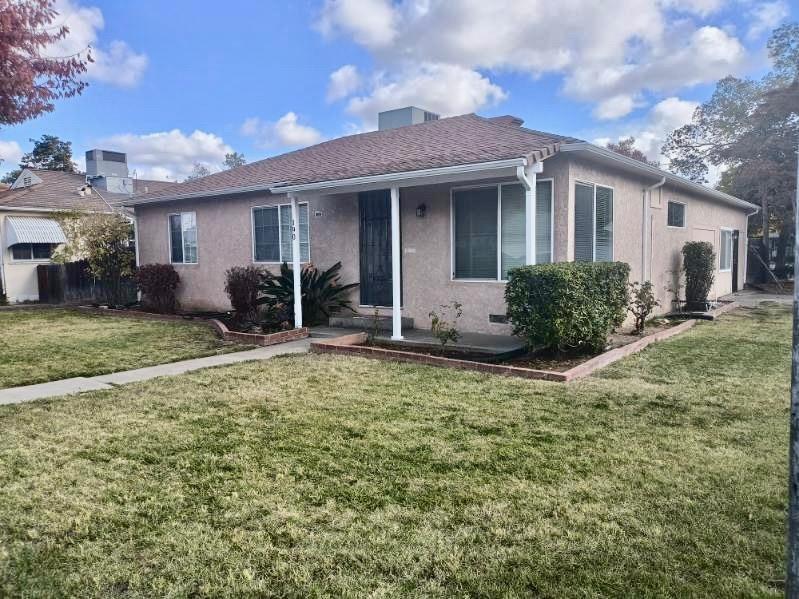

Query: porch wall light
<box><xmin>416</xmin><ymin>204</ymin><xmax>426</xmax><ymax>218</ymax></box>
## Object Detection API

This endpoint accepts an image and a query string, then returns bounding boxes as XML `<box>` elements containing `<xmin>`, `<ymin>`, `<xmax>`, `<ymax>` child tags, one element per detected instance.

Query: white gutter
<box><xmin>642</xmin><ymin>177</ymin><xmax>665</xmax><ymax>282</ymax></box>
<box><xmin>560</xmin><ymin>142</ymin><xmax>756</xmax><ymax>211</ymax></box>
<box><xmin>124</xmin><ymin>158</ymin><xmax>529</xmax><ymax>207</ymax></box>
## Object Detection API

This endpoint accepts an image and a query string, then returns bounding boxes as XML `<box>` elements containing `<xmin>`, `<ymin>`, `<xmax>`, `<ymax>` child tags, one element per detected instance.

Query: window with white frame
<box><xmin>11</xmin><ymin>243</ymin><xmax>55</xmax><ymax>261</ymax></box>
<box><xmin>667</xmin><ymin>201</ymin><xmax>685</xmax><ymax>227</ymax></box>
<box><xmin>574</xmin><ymin>182</ymin><xmax>613</xmax><ymax>262</ymax></box>
<box><xmin>169</xmin><ymin>212</ymin><xmax>198</xmax><ymax>264</ymax></box>
<box><xmin>452</xmin><ymin>181</ymin><xmax>553</xmax><ymax>280</ymax></box>
<box><xmin>720</xmin><ymin>229</ymin><xmax>733</xmax><ymax>271</ymax></box>
<box><xmin>252</xmin><ymin>203</ymin><xmax>309</xmax><ymax>263</ymax></box>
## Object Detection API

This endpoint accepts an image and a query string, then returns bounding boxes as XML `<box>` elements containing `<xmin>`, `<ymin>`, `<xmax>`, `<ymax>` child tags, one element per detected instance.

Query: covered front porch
<box><xmin>277</xmin><ymin>156</ymin><xmax>551</xmax><ymax>339</ymax></box>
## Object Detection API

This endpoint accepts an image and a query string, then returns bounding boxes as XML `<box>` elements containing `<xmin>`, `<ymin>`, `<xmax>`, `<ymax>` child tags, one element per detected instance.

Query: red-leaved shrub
<box><xmin>135</xmin><ymin>263</ymin><xmax>180</xmax><ymax>313</ymax></box>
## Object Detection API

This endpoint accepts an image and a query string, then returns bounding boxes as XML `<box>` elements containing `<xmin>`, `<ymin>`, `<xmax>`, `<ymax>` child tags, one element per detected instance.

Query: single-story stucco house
<box><xmin>126</xmin><ymin>107</ymin><xmax>758</xmax><ymax>338</ymax></box>
<box><xmin>0</xmin><ymin>151</ymin><xmax>173</xmax><ymax>303</ymax></box>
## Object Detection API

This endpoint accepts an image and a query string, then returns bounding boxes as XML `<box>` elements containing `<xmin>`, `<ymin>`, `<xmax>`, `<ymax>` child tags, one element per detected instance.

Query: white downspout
<box><xmin>642</xmin><ymin>177</ymin><xmax>665</xmax><ymax>281</ymax></box>
<box><xmin>390</xmin><ymin>185</ymin><xmax>403</xmax><ymax>340</ymax></box>
<box><xmin>289</xmin><ymin>194</ymin><xmax>303</xmax><ymax>329</ymax></box>
<box><xmin>0</xmin><ymin>217</ymin><xmax>6</xmax><ymax>303</ymax></box>
<box><xmin>517</xmin><ymin>162</ymin><xmax>544</xmax><ymax>265</ymax></box>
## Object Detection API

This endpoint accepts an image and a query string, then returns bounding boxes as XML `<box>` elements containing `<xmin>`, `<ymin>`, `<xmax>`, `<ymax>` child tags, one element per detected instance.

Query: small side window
<box><xmin>667</xmin><ymin>202</ymin><xmax>685</xmax><ymax>228</ymax></box>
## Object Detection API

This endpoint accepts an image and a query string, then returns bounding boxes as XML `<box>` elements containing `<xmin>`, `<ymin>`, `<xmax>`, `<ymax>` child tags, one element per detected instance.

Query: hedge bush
<box><xmin>224</xmin><ymin>265</ymin><xmax>263</xmax><ymax>322</ymax></box>
<box><xmin>505</xmin><ymin>261</ymin><xmax>630</xmax><ymax>353</ymax></box>
<box><xmin>135</xmin><ymin>263</ymin><xmax>180</xmax><ymax>314</ymax></box>
<box><xmin>682</xmin><ymin>241</ymin><xmax>715</xmax><ymax>310</ymax></box>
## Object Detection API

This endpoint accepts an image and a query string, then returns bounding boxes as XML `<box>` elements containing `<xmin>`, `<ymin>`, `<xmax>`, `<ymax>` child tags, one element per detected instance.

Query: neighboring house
<box><xmin>127</xmin><ymin>107</ymin><xmax>758</xmax><ymax>337</ymax></box>
<box><xmin>0</xmin><ymin>150</ymin><xmax>173</xmax><ymax>303</ymax></box>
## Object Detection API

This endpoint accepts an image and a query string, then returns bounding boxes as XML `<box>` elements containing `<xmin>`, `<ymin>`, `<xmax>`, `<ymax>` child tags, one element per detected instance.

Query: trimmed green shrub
<box><xmin>224</xmin><ymin>265</ymin><xmax>263</xmax><ymax>323</ymax></box>
<box><xmin>135</xmin><ymin>263</ymin><xmax>180</xmax><ymax>314</ymax></box>
<box><xmin>682</xmin><ymin>241</ymin><xmax>715</xmax><ymax>310</ymax></box>
<box><xmin>505</xmin><ymin>261</ymin><xmax>630</xmax><ymax>353</ymax></box>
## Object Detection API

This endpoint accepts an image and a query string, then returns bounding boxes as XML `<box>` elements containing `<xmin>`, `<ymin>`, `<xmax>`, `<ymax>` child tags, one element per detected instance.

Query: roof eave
<box><xmin>124</xmin><ymin>158</ymin><xmax>532</xmax><ymax>206</ymax></box>
<box><xmin>559</xmin><ymin>143</ymin><xmax>756</xmax><ymax>211</ymax></box>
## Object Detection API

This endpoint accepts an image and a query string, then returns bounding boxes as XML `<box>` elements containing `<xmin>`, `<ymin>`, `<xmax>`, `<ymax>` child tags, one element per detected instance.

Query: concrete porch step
<box><xmin>329</xmin><ymin>314</ymin><xmax>414</xmax><ymax>331</ymax></box>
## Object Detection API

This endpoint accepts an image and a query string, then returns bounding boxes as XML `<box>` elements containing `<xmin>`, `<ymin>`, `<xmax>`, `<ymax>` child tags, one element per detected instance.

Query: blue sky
<box><xmin>0</xmin><ymin>0</ymin><xmax>795</xmax><ymax>182</ymax></box>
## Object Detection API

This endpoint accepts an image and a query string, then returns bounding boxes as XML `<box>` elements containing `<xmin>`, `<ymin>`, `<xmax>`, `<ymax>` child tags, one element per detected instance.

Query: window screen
<box><xmin>254</xmin><ymin>204</ymin><xmax>309</xmax><ymax>263</ymax></box>
<box><xmin>574</xmin><ymin>183</ymin><xmax>594</xmax><ymax>261</ymax></box>
<box><xmin>667</xmin><ymin>202</ymin><xmax>685</xmax><ymax>227</ymax></box>
<box><xmin>170</xmin><ymin>212</ymin><xmax>197</xmax><ymax>264</ymax></box>
<box><xmin>536</xmin><ymin>180</ymin><xmax>553</xmax><ymax>264</ymax></box>
<box><xmin>500</xmin><ymin>184</ymin><xmax>525</xmax><ymax>279</ymax></box>
<box><xmin>454</xmin><ymin>187</ymin><xmax>498</xmax><ymax>279</ymax></box>
<box><xmin>574</xmin><ymin>183</ymin><xmax>613</xmax><ymax>262</ymax></box>
<box><xmin>594</xmin><ymin>185</ymin><xmax>613</xmax><ymax>261</ymax></box>
<box><xmin>11</xmin><ymin>243</ymin><xmax>53</xmax><ymax>260</ymax></box>
<box><xmin>720</xmin><ymin>229</ymin><xmax>732</xmax><ymax>271</ymax></box>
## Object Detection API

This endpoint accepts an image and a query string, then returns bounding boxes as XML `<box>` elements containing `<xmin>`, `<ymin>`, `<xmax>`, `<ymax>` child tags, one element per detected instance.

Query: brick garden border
<box><xmin>310</xmin><ymin>314</ymin><xmax>720</xmax><ymax>382</ymax></box>
<box><xmin>75</xmin><ymin>306</ymin><xmax>308</xmax><ymax>347</ymax></box>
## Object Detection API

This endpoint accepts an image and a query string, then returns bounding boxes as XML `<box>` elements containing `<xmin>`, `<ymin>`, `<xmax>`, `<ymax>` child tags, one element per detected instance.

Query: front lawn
<box><xmin>0</xmin><ymin>309</ymin><xmax>245</xmax><ymax>389</ymax></box>
<box><xmin>0</xmin><ymin>305</ymin><xmax>790</xmax><ymax>596</ymax></box>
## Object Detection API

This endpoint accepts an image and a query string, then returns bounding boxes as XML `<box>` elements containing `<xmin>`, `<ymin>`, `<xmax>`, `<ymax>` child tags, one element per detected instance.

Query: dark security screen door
<box><xmin>359</xmin><ymin>190</ymin><xmax>395</xmax><ymax>307</ymax></box>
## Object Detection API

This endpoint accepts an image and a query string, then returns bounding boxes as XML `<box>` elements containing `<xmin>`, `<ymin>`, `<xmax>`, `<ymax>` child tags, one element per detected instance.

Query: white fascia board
<box><xmin>560</xmin><ymin>143</ymin><xmax>757</xmax><ymax>212</ymax></box>
<box><xmin>270</xmin><ymin>158</ymin><xmax>529</xmax><ymax>194</ymax></box>
<box><xmin>123</xmin><ymin>158</ymin><xmax>530</xmax><ymax>206</ymax></box>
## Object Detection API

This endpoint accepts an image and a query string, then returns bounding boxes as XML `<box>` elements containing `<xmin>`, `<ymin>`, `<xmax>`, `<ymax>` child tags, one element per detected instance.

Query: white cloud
<box><xmin>594</xmin><ymin>95</ymin><xmax>642</xmax><ymax>120</ymax></box>
<box><xmin>96</xmin><ymin>129</ymin><xmax>233</xmax><ymax>181</ymax></box>
<box><xmin>49</xmin><ymin>0</ymin><xmax>148</xmax><ymax>87</ymax></box>
<box><xmin>327</xmin><ymin>64</ymin><xmax>362</xmax><ymax>101</ymax></box>
<box><xmin>0</xmin><ymin>141</ymin><xmax>24</xmax><ymax>171</ymax></box>
<box><xmin>241</xmin><ymin>112</ymin><xmax>324</xmax><ymax>149</ymax></box>
<box><xmin>318</xmin><ymin>0</ymin><xmax>750</xmax><ymax>120</ymax></box>
<box><xmin>346</xmin><ymin>63</ymin><xmax>507</xmax><ymax>129</ymax></box>
<box><xmin>594</xmin><ymin>96</ymin><xmax>699</xmax><ymax>161</ymax></box>
<box><xmin>317</xmin><ymin>0</ymin><xmax>398</xmax><ymax>47</ymax></box>
<box><xmin>658</xmin><ymin>0</ymin><xmax>725</xmax><ymax>17</ymax></box>
<box><xmin>746</xmin><ymin>1</ymin><xmax>789</xmax><ymax>40</ymax></box>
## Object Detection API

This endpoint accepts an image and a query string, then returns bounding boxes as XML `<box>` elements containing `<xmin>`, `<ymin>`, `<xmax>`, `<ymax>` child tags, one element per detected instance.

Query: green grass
<box><xmin>0</xmin><ymin>304</ymin><xmax>790</xmax><ymax>597</ymax></box>
<box><xmin>0</xmin><ymin>309</ymin><xmax>245</xmax><ymax>389</ymax></box>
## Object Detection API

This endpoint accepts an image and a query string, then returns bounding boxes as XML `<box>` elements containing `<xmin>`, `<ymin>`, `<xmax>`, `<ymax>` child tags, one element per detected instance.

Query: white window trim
<box><xmin>719</xmin><ymin>226</ymin><xmax>734</xmax><ymax>272</ymax></box>
<box><xmin>251</xmin><ymin>202</ymin><xmax>311</xmax><ymax>265</ymax></box>
<box><xmin>574</xmin><ymin>179</ymin><xmax>615</xmax><ymax>262</ymax></box>
<box><xmin>449</xmin><ymin>180</ymin><xmax>554</xmax><ymax>282</ymax></box>
<box><xmin>8</xmin><ymin>243</ymin><xmax>56</xmax><ymax>264</ymax></box>
<box><xmin>168</xmin><ymin>212</ymin><xmax>199</xmax><ymax>265</ymax></box>
<box><xmin>666</xmin><ymin>200</ymin><xmax>686</xmax><ymax>229</ymax></box>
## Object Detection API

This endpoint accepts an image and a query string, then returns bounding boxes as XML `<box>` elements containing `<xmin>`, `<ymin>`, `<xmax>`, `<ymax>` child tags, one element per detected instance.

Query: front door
<box><xmin>732</xmin><ymin>229</ymin><xmax>740</xmax><ymax>292</ymax></box>
<box><xmin>359</xmin><ymin>190</ymin><xmax>396</xmax><ymax>306</ymax></box>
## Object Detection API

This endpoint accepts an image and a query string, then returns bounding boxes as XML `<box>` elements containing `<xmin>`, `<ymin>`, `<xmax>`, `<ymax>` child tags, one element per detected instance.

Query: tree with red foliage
<box><xmin>0</xmin><ymin>0</ymin><xmax>91</xmax><ymax>128</ymax></box>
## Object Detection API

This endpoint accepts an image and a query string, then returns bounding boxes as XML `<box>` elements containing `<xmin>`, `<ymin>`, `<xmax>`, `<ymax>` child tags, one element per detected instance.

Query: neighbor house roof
<box><xmin>0</xmin><ymin>169</ymin><xmax>175</xmax><ymax>212</ymax></box>
<box><xmin>127</xmin><ymin>114</ymin><xmax>579</xmax><ymax>205</ymax></box>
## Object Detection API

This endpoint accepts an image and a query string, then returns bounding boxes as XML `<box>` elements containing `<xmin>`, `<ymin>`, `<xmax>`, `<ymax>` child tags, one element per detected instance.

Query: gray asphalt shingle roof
<box><xmin>0</xmin><ymin>170</ymin><xmax>175</xmax><ymax>212</ymax></box>
<box><xmin>129</xmin><ymin>114</ymin><xmax>580</xmax><ymax>205</ymax></box>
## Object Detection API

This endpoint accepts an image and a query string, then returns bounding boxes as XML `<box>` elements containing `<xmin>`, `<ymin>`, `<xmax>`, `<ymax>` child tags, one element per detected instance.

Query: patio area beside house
<box><xmin>0</xmin><ymin>308</ymin><xmax>246</xmax><ymax>389</ymax></box>
<box><xmin>0</xmin><ymin>304</ymin><xmax>790</xmax><ymax>596</ymax></box>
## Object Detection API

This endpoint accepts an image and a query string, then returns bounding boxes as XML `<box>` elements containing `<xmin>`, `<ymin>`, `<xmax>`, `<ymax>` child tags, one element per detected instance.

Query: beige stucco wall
<box><xmin>135</xmin><ymin>155</ymin><xmax>750</xmax><ymax>334</ymax></box>
<box><xmin>0</xmin><ymin>210</ymin><xmax>62</xmax><ymax>303</ymax></box>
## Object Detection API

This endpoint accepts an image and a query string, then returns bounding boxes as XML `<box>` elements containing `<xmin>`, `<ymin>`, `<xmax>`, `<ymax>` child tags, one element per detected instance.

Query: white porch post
<box><xmin>290</xmin><ymin>193</ymin><xmax>303</xmax><ymax>329</ymax></box>
<box><xmin>390</xmin><ymin>185</ymin><xmax>403</xmax><ymax>340</ymax></box>
<box><xmin>524</xmin><ymin>162</ymin><xmax>543</xmax><ymax>265</ymax></box>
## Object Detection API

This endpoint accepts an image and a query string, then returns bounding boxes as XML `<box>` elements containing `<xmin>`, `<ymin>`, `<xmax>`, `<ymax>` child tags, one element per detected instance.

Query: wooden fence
<box><xmin>37</xmin><ymin>260</ymin><xmax>137</xmax><ymax>305</ymax></box>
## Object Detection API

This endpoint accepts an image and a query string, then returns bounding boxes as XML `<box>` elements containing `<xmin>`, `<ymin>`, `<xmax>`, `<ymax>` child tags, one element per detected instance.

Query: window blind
<box><xmin>536</xmin><ymin>180</ymin><xmax>553</xmax><ymax>264</ymax></box>
<box><xmin>500</xmin><ymin>184</ymin><xmax>525</xmax><ymax>279</ymax></box>
<box><xmin>594</xmin><ymin>185</ymin><xmax>613</xmax><ymax>261</ymax></box>
<box><xmin>574</xmin><ymin>183</ymin><xmax>594</xmax><ymax>261</ymax></box>
<box><xmin>454</xmin><ymin>187</ymin><xmax>498</xmax><ymax>279</ymax></box>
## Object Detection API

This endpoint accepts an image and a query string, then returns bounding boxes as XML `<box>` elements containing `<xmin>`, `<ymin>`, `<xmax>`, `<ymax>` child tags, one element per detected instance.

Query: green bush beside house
<box><xmin>505</xmin><ymin>262</ymin><xmax>630</xmax><ymax>354</ymax></box>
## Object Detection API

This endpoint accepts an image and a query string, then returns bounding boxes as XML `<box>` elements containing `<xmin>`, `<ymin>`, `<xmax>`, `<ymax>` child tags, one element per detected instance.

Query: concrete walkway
<box><xmin>0</xmin><ymin>339</ymin><xmax>310</xmax><ymax>406</ymax></box>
